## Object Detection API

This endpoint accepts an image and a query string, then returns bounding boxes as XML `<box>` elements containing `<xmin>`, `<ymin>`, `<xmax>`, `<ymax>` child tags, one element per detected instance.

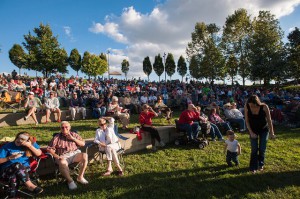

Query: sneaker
<box><xmin>160</xmin><ymin>141</ymin><xmax>165</xmax><ymax>147</ymax></box>
<box><xmin>77</xmin><ymin>177</ymin><xmax>89</xmax><ymax>184</ymax></box>
<box><xmin>57</xmin><ymin>119</ymin><xmax>61</xmax><ymax>123</ymax></box>
<box><xmin>72</xmin><ymin>118</ymin><xmax>75</xmax><ymax>121</ymax></box>
<box><xmin>211</xmin><ymin>138</ymin><xmax>216</xmax><ymax>142</ymax></box>
<box><xmin>218</xmin><ymin>138</ymin><xmax>225</xmax><ymax>142</ymax></box>
<box><xmin>83</xmin><ymin>117</ymin><xmax>86</xmax><ymax>120</ymax></box>
<box><xmin>258</xmin><ymin>166</ymin><xmax>264</xmax><ymax>171</ymax></box>
<box><xmin>68</xmin><ymin>181</ymin><xmax>77</xmax><ymax>190</ymax></box>
<box><xmin>24</xmin><ymin>116</ymin><xmax>28</xmax><ymax>121</ymax></box>
<box><xmin>32</xmin><ymin>186</ymin><xmax>43</xmax><ymax>194</ymax></box>
<box><xmin>35</xmin><ymin>122</ymin><xmax>39</xmax><ymax>126</ymax></box>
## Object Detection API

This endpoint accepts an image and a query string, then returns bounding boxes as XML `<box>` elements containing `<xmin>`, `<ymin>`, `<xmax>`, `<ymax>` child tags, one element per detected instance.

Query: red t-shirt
<box><xmin>178</xmin><ymin>110</ymin><xmax>200</xmax><ymax>125</ymax></box>
<box><xmin>139</xmin><ymin>111</ymin><xmax>155</xmax><ymax>126</ymax></box>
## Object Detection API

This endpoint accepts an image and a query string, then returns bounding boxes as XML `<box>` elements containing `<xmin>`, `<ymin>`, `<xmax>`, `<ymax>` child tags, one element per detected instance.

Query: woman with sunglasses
<box><xmin>0</xmin><ymin>132</ymin><xmax>43</xmax><ymax>197</ymax></box>
<box><xmin>94</xmin><ymin>117</ymin><xmax>124</xmax><ymax>176</ymax></box>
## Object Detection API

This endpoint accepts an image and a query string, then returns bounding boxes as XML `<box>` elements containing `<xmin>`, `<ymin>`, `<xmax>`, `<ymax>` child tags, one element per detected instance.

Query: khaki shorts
<box><xmin>56</xmin><ymin>149</ymin><xmax>81</xmax><ymax>165</ymax></box>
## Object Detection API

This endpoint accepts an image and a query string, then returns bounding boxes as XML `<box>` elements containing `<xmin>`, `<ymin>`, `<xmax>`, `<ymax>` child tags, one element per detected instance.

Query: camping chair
<box><xmin>0</xmin><ymin>141</ymin><xmax>48</xmax><ymax>198</ymax></box>
<box><xmin>0</xmin><ymin>90</ymin><xmax>23</xmax><ymax>111</ymax></box>
<box><xmin>86</xmin><ymin>126</ymin><xmax>129</xmax><ymax>169</ymax></box>
<box><xmin>46</xmin><ymin>131</ymin><xmax>82</xmax><ymax>184</ymax></box>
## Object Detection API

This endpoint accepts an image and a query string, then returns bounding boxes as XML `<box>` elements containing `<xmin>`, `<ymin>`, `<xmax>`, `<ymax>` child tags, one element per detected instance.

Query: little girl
<box><xmin>224</xmin><ymin>130</ymin><xmax>241</xmax><ymax>166</ymax></box>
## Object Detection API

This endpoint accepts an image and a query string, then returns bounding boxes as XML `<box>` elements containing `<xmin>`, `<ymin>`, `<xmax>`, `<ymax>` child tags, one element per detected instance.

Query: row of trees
<box><xmin>186</xmin><ymin>9</ymin><xmax>300</xmax><ymax>85</ymax></box>
<box><xmin>142</xmin><ymin>53</ymin><xmax>187</xmax><ymax>82</ymax></box>
<box><xmin>8</xmin><ymin>23</ymin><xmax>130</xmax><ymax>79</ymax></box>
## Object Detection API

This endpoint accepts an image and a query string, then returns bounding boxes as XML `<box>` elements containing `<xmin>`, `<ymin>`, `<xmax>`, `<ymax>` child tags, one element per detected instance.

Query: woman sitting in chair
<box><xmin>154</xmin><ymin>96</ymin><xmax>172</xmax><ymax>123</ymax></box>
<box><xmin>107</xmin><ymin>96</ymin><xmax>130</xmax><ymax>129</ymax></box>
<box><xmin>94</xmin><ymin>117</ymin><xmax>124</xmax><ymax>176</ymax></box>
<box><xmin>0</xmin><ymin>132</ymin><xmax>43</xmax><ymax>198</ymax></box>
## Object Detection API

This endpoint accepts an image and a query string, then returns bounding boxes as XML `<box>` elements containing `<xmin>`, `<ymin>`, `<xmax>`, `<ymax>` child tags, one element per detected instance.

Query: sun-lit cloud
<box><xmin>63</xmin><ymin>26</ymin><xmax>76</xmax><ymax>42</ymax></box>
<box><xmin>89</xmin><ymin>0</ymin><xmax>300</xmax><ymax>80</ymax></box>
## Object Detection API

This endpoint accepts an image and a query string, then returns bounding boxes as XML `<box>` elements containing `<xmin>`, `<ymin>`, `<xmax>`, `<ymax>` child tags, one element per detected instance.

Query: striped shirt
<box><xmin>47</xmin><ymin>132</ymin><xmax>82</xmax><ymax>155</ymax></box>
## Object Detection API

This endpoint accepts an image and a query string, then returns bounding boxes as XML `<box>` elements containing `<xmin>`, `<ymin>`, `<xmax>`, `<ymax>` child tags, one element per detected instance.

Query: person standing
<box><xmin>244</xmin><ymin>95</ymin><xmax>275</xmax><ymax>173</ymax></box>
<box><xmin>224</xmin><ymin>130</ymin><xmax>241</xmax><ymax>167</ymax></box>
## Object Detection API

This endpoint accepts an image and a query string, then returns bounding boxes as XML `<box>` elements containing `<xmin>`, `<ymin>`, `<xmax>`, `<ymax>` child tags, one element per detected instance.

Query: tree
<box><xmin>189</xmin><ymin>55</ymin><xmax>201</xmax><ymax>80</ymax></box>
<box><xmin>143</xmin><ymin>56</ymin><xmax>152</xmax><ymax>81</ymax></box>
<box><xmin>153</xmin><ymin>54</ymin><xmax>164</xmax><ymax>81</ymax></box>
<box><xmin>248</xmin><ymin>11</ymin><xmax>284</xmax><ymax>85</ymax></box>
<box><xmin>121</xmin><ymin>59</ymin><xmax>130</xmax><ymax>80</ymax></box>
<box><xmin>165</xmin><ymin>53</ymin><xmax>176</xmax><ymax>80</ymax></box>
<box><xmin>81</xmin><ymin>51</ymin><xmax>107</xmax><ymax>78</ymax></box>
<box><xmin>286</xmin><ymin>27</ymin><xmax>300</xmax><ymax>83</ymax></box>
<box><xmin>9</xmin><ymin>44</ymin><xmax>27</xmax><ymax>75</ymax></box>
<box><xmin>177</xmin><ymin>55</ymin><xmax>187</xmax><ymax>82</ymax></box>
<box><xmin>186</xmin><ymin>22</ymin><xmax>225</xmax><ymax>82</ymax></box>
<box><xmin>222</xmin><ymin>8</ymin><xmax>252</xmax><ymax>86</ymax></box>
<box><xmin>69</xmin><ymin>49</ymin><xmax>81</xmax><ymax>76</ymax></box>
<box><xmin>225</xmin><ymin>53</ymin><xmax>239</xmax><ymax>85</ymax></box>
<box><xmin>22</xmin><ymin>23</ymin><xmax>68</xmax><ymax>77</ymax></box>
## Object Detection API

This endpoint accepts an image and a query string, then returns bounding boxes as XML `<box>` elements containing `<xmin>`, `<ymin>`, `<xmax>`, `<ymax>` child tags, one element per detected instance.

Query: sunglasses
<box><xmin>61</xmin><ymin>126</ymin><xmax>69</xmax><ymax>129</ymax></box>
<box><xmin>99</xmin><ymin>123</ymin><xmax>106</xmax><ymax>126</ymax></box>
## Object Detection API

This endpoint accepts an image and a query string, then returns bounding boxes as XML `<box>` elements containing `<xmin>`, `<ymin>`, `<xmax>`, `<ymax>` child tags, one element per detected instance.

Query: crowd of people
<box><xmin>0</xmin><ymin>70</ymin><xmax>298</xmax><ymax>197</ymax></box>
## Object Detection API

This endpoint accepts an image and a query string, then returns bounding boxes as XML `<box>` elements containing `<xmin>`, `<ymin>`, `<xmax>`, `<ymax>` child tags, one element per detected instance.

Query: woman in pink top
<box><xmin>209</xmin><ymin>108</ymin><xmax>232</xmax><ymax>132</ymax></box>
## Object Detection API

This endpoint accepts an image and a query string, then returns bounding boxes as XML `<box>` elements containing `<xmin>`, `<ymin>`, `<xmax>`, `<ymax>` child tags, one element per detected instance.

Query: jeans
<box><xmin>226</xmin><ymin>151</ymin><xmax>239</xmax><ymax>166</ymax></box>
<box><xmin>96</xmin><ymin>107</ymin><xmax>106</xmax><ymax>117</ymax></box>
<box><xmin>250</xmin><ymin>131</ymin><xmax>269</xmax><ymax>171</ymax></box>
<box><xmin>179</xmin><ymin>122</ymin><xmax>200</xmax><ymax>140</ymax></box>
<box><xmin>210</xmin><ymin>123</ymin><xmax>223</xmax><ymax>139</ymax></box>
<box><xmin>228</xmin><ymin>118</ymin><xmax>246</xmax><ymax>130</ymax></box>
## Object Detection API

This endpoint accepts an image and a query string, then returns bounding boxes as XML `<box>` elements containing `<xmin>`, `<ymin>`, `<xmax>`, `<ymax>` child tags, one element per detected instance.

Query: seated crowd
<box><xmin>0</xmin><ymin>71</ymin><xmax>286</xmax><ymax>197</ymax></box>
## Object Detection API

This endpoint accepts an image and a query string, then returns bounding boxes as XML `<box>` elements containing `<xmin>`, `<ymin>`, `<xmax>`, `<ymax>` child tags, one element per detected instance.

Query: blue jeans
<box><xmin>210</xmin><ymin>123</ymin><xmax>223</xmax><ymax>139</ymax></box>
<box><xmin>250</xmin><ymin>131</ymin><xmax>268</xmax><ymax>171</ymax></box>
<box><xmin>96</xmin><ymin>107</ymin><xmax>106</xmax><ymax>117</ymax></box>
<box><xmin>228</xmin><ymin>118</ymin><xmax>246</xmax><ymax>130</ymax></box>
<box><xmin>220</xmin><ymin>122</ymin><xmax>232</xmax><ymax>131</ymax></box>
<box><xmin>179</xmin><ymin>122</ymin><xmax>200</xmax><ymax>140</ymax></box>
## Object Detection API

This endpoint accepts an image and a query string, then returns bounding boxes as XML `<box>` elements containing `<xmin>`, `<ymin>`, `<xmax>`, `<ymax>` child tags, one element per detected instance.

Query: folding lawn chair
<box><xmin>86</xmin><ymin>125</ymin><xmax>129</xmax><ymax>169</ymax></box>
<box><xmin>0</xmin><ymin>90</ymin><xmax>23</xmax><ymax>111</ymax></box>
<box><xmin>0</xmin><ymin>141</ymin><xmax>48</xmax><ymax>198</ymax></box>
<box><xmin>45</xmin><ymin>131</ymin><xmax>82</xmax><ymax>184</ymax></box>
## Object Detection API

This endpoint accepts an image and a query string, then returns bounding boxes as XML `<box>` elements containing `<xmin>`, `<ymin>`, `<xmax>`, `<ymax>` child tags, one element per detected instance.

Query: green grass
<box><xmin>1</xmin><ymin>112</ymin><xmax>300</xmax><ymax>199</ymax></box>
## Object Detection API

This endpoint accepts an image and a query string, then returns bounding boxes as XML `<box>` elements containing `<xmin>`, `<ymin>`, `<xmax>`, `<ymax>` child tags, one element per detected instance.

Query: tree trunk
<box><xmin>231</xmin><ymin>76</ymin><xmax>234</xmax><ymax>85</ymax></box>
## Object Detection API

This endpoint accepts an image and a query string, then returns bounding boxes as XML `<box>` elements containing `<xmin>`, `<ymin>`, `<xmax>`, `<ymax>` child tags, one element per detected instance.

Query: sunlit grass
<box><xmin>1</xmin><ymin>112</ymin><xmax>300</xmax><ymax>198</ymax></box>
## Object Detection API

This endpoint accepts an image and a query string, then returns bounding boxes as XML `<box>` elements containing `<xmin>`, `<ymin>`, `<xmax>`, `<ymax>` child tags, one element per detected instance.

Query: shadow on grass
<box><xmin>39</xmin><ymin>165</ymin><xmax>300</xmax><ymax>199</ymax></box>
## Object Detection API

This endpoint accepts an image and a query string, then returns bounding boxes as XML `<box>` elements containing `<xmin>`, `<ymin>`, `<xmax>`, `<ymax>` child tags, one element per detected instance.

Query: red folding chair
<box><xmin>0</xmin><ymin>140</ymin><xmax>48</xmax><ymax>198</ymax></box>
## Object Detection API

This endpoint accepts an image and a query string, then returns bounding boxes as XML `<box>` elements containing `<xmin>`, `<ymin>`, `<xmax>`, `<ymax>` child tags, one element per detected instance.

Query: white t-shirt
<box><xmin>225</xmin><ymin>140</ymin><xmax>239</xmax><ymax>152</ymax></box>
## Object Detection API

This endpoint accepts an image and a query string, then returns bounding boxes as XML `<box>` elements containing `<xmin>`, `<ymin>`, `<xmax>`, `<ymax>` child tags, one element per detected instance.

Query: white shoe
<box><xmin>68</xmin><ymin>181</ymin><xmax>77</xmax><ymax>190</ymax></box>
<box><xmin>77</xmin><ymin>177</ymin><xmax>89</xmax><ymax>184</ymax></box>
<box><xmin>83</xmin><ymin>117</ymin><xmax>85</xmax><ymax>119</ymax></box>
<box><xmin>160</xmin><ymin>141</ymin><xmax>165</xmax><ymax>147</ymax></box>
<box><xmin>35</xmin><ymin>122</ymin><xmax>39</xmax><ymax>126</ymax></box>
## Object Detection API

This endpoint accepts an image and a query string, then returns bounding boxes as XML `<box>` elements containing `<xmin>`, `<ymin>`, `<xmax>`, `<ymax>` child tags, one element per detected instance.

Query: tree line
<box><xmin>8</xmin><ymin>23</ymin><xmax>130</xmax><ymax>79</ymax></box>
<box><xmin>8</xmin><ymin>9</ymin><xmax>300</xmax><ymax>85</ymax></box>
<box><xmin>186</xmin><ymin>9</ymin><xmax>300</xmax><ymax>86</ymax></box>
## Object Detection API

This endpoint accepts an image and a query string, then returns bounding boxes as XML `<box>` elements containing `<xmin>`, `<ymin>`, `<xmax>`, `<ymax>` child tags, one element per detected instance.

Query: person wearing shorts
<box><xmin>47</xmin><ymin>121</ymin><xmax>88</xmax><ymax>190</ymax></box>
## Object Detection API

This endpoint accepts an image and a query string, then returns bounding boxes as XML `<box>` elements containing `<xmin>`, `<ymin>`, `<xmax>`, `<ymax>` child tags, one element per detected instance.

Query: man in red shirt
<box><xmin>139</xmin><ymin>104</ymin><xmax>165</xmax><ymax>151</ymax></box>
<box><xmin>178</xmin><ymin>104</ymin><xmax>201</xmax><ymax>141</ymax></box>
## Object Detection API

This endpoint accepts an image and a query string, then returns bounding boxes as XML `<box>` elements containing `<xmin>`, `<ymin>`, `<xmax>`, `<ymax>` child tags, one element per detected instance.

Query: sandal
<box><xmin>102</xmin><ymin>170</ymin><xmax>112</xmax><ymax>176</ymax></box>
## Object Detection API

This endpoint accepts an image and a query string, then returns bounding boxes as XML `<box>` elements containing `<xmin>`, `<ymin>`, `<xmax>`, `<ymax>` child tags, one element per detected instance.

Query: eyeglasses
<box><xmin>99</xmin><ymin>123</ymin><xmax>106</xmax><ymax>126</ymax></box>
<box><xmin>50</xmin><ymin>94</ymin><xmax>54</xmax><ymax>95</ymax></box>
<box><xmin>61</xmin><ymin>126</ymin><xmax>69</xmax><ymax>129</ymax></box>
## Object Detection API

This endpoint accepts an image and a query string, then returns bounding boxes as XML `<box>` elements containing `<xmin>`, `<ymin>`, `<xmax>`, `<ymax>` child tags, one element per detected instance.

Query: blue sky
<box><xmin>1</xmin><ymin>0</ymin><xmax>300</xmax><ymax>82</ymax></box>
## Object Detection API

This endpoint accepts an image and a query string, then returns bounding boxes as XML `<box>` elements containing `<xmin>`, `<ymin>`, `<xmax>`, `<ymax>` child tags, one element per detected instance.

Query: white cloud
<box><xmin>63</xmin><ymin>26</ymin><xmax>76</xmax><ymax>42</ymax></box>
<box><xmin>89</xmin><ymin>0</ymin><xmax>300</xmax><ymax>80</ymax></box>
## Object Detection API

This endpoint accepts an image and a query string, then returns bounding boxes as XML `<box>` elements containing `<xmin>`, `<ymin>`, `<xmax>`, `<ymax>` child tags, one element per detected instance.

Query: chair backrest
<box><xmin>1</xmin><ymin>91</ymin><xmax>11</xmax><ymax>102</ymax></box>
